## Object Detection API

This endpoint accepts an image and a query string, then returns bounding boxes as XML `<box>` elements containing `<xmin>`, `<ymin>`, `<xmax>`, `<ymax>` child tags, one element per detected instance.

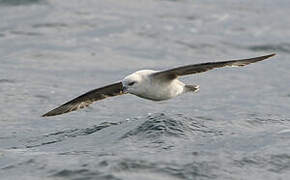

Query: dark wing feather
<box><xmin>152</xmin><ymin>54</ymin><xmax>275</xmax><ymax>80</ymax></box>
<box><xmin>42</xmin><ymin>82</ymin><xmax>124</xmax><ymax>117</ymax></box>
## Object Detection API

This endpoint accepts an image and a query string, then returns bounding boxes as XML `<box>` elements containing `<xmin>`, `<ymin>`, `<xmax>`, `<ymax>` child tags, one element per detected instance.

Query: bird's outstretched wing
<box><xmin>42</xmin><ymin>82</ymin><xmax>124</xmax><ymax>117</ymax></box>
<box><xmin>152</xmin><ymin>54</ymin><xmax>275</xmax><ymax>80</ymax></box>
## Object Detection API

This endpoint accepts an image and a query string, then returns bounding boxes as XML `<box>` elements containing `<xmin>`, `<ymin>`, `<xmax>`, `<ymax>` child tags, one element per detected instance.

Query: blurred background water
<box><xmin>0</xmin><ymin>0</ymin><xmax>289</xmax><ymax>179</ymax></box>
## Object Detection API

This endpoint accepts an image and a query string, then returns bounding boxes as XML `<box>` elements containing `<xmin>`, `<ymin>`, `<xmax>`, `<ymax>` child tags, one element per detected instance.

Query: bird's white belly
<box><xmin>134</xmin><ymin>79</ymin><xmax>185</xmax><ymax>101</ymax></box>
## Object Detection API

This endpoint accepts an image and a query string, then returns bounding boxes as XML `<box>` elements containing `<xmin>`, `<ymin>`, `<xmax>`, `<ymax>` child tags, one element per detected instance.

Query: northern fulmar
<box><xmin>42</xmin><ymin>53</ymin><xmax>275</xmax><ymax>117</ymax></box>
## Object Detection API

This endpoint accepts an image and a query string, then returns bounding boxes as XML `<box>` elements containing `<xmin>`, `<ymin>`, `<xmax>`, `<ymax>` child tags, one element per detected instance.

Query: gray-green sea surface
<box><xmin>0</xmin><ymin>0</ymin><xmax>290</xmax><ymax>179</ymax></box>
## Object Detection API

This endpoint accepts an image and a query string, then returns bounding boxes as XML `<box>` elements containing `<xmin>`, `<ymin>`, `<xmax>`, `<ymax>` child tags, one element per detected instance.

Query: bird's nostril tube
<box><xmin>122</xmin><ymin>86</ymin><xmax>128</xmax><ymax>93</ymax></box>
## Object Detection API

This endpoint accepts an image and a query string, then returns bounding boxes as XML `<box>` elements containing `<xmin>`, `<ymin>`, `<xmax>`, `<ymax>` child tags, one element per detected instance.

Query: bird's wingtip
<box><xmin>41</xmin><ymin>112</ymin><xmax>52</xmax><ymax>117</ymax></box>
<box><xmin>41</xmin><ymin>109</ymin><xmax>62</xmax><ymax>117</ymax></box>
<box><xmin>267</xmin><ymin>53</ymin><xmax>276</xmax><ymax>58</ymax></box>
<box><xmin>256</xmin><ymin>53</ymin><xmax>276</xmax><ymax>61</ymax></box>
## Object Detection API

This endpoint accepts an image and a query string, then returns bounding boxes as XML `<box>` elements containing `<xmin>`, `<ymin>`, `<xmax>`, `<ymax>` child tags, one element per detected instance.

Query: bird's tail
<box><xmin>184</xmin><ymin>84</ymin><xmax>199</xmax><ymax>93</ymax></box>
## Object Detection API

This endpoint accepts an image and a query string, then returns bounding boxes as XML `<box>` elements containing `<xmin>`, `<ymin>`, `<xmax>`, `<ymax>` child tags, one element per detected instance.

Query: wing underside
<box><xmin>152</xmin><ymin>54</ymin><xmax>275</xmax><ymax>79</ymax></box>
<box><xmin>42</xmin><ymin>82</ymin><xmax>124</xmax><ymax>117</ymax></box>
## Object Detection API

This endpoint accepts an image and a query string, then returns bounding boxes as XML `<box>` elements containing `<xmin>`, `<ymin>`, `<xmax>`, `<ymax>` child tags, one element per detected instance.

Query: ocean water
<box><xmin>0</xmin><ymin>0</ymin><xmax>290</xmax><ymax>179</ymax></box>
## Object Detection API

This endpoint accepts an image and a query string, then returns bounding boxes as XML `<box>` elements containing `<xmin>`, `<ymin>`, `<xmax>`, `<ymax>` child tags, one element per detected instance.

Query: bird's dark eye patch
<box><xmin>128</xmin><ymin>81</ymin><xmax>136</xmax><ymax>86</ymax></box>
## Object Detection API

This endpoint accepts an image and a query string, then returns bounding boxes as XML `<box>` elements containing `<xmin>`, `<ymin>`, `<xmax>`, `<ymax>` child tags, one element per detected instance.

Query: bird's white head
<box><xmin>121</xmin><ymin>70</ymin><xmax>156</xmax><ymax>95</ymax></box>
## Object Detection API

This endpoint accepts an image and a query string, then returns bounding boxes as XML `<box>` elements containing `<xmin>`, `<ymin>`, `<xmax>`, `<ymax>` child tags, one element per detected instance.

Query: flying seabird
<box><xmin>42</xmin><ymin>53</ymin><xmax>275</xmax><ymax>117</ymax></box>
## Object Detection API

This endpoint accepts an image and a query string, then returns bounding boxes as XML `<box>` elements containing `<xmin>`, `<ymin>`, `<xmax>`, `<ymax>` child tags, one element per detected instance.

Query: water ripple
<box><xmin>50</xmin><ymin>169</ymin><xmax>105</xmax><ymax>180</ymax></box>
<box><xmin>51</xmin><ymin>158</ymin><xmax>218</xmax><ymax>180</ymax></box>
<box><xmin>121</xmin><ymin>113</ymin><xmax>222</xmax><ymax>141</ymax></box>
<box><xmin>245</xmin><ymin>113</ymin><xmax>290</xmax><ymax>126</ymax></box>
<box><xmin>0</xmin><ymin>79</ymin><xmax>15</xmax><ymax>84</ymax></box>
<box><xmin>234</xmin><ymin>154</ymin><xmax>290</xmax><ymax>174</ymax></box>
<box><xmin>25</xmin><ymin>122</ymin><xmax>122</xmax><ymax>148</ymax></box>
<box><xmin>112</xmin><ymin>159</ymin><xmax>217</xmax><ymax>180</ymax></box>
<box><xmin>32</xmin><ymin>23</ymin><xmax>69</xmax><ymax>29</ymax></box>
<box><xmin>0</xmin><ymin>0</ymin><xmax>43</xmax><ymax>6</ymax></box>
<box><xmin>248</xmin><ymin>43</ymin><xmax>290</xmax><ymax>53</ymax></box>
